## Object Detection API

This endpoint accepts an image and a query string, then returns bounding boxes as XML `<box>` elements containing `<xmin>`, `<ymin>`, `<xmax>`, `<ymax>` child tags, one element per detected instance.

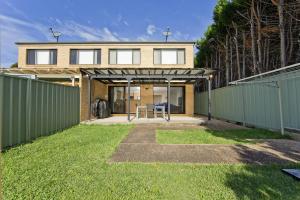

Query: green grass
<box><xmin>157</xmin><ymin>129</ymin><xmax>291</xmax><ymax>144</ymax></box>
<box><xmin>2</xmin><ymin>125</ymin><xmax>299</xmax><ymax>200</ymax></box>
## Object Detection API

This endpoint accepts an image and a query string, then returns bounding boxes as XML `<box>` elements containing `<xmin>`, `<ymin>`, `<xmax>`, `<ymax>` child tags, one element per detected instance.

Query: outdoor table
<box><xmin>136</xmin><ymin>106</ymin><xmax>147</xmax><ymax>118</ymax></box>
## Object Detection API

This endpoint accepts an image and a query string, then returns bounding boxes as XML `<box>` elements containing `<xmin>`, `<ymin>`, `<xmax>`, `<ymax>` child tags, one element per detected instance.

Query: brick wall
<box><xmin>79</xmin><ymin>80</ymin><xmax>195</xmax><ymax>121</ymax></box>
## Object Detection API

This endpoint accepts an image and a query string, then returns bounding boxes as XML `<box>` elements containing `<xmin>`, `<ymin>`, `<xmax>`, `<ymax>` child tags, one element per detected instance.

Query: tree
<box><xmin>10</xmin><ymin>62</ymin><xmax>18</xmax><ymax>68</ymax></box>
<box><xmin>195</xmin><ymin>0</ymin><xmax>300</xmax><ymax>89</ymax></box>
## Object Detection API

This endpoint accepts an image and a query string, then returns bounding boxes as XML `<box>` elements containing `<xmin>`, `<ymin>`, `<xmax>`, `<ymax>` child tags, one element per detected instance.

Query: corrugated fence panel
<box><xmin>195</xmin><ymin>70</ymin><xmax>300</xmax><ymax>131</ymax></box>
<box><xmin>0</xmin><ymin>74</ymin><xmax>80</xmax><ymax>150</ymax></box>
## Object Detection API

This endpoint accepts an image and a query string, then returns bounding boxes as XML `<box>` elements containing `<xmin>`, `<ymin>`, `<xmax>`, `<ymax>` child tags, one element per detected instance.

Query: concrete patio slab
<box><xmin>83</xmin><ymin>116</ymin><xmax>207</xmax><ymax>125</ymax></box>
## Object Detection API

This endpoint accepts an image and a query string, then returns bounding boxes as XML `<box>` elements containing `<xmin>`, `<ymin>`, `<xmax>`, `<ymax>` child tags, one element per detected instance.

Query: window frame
<box><xmin>26</xmin><ymin>49</ymin><xmax>57</xmax><ymax>65</ymax></box>
<box><xmin>108</xmin><ymin>49</ymin><xmax>141</xmax><ymax>65</ymax></box>
<box><xmin>69</xmin><ymin>49</ymin><xmax>101</xmax><ymax>65</ymax></box>
<box><xmin>152</xmin><ymin>86</ymin><xmax>185</xmax><ymax>114</ymax></box>
<box><xmin>153</xmin><ymin>48</ymin><xmax>186</xmax><ymax>65</ymax></box>
<box><xmin>108</xmin><ymin>86</ymin><xmax>141</xmax><ymax>114</ymax></box>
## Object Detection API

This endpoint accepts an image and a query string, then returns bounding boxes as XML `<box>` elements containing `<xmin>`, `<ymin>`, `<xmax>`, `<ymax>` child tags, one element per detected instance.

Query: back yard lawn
<box><xmin>157</xmin><ymin>129</ymin><xmax>291</xmax><ymax>144</ymax></box>
<box><xmin>2</xmin><ymin>125</ymin><xmax>299</xmax><ymax>200</ymax></box>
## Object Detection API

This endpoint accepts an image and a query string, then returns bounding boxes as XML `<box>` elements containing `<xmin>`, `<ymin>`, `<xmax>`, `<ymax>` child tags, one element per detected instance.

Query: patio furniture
<box><xmin>154</xmin><ymin>105</ymin><xmax>165</xmax><ymax>118</ymax></box>
<box><xmin>136</xmin><ymin>106</ymin><xmax>147</xmax><ymax>118</ymax></box>
<box><xmin>146</xmin><ymin>104</ymin><xmax>155</xmax><ymax>118</ymax></box>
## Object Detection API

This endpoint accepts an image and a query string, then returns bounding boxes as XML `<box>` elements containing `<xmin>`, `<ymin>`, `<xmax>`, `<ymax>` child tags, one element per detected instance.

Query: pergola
<box><xmin>81</xmin><ymin>68</ymin><xmax>214</xmax><ymax>121</ymax></box>
<box><xmin>0</xmin><ymin>67</ymin><xmax>81</xmax><ymax>86</ymax></box>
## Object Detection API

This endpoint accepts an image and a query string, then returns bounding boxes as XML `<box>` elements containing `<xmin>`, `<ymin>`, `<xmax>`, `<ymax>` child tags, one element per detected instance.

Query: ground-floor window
<box><xmin>109</xmin><ymin>86</ymin><xmax>140</xmax><ymax>114</ymax></box>
<box><xmin>153</xmin><ymin>86</ymin><xmax>185</xmax><ymax>114</ymax></box>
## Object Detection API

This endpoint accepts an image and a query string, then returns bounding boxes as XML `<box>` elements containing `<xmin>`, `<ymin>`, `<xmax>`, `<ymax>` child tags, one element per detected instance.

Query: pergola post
<box><xmin>127</xmin><ymin>77</ymin><xmax>132</xmax><ymax>122</ymax></box>
<box><xmin>167</xmin><ymin>77</ymin><xmax>172</xmax><ymax>121</ymax></box>
<box><xmin>87</xmin><ymin>76</ymin><xmax>92</xmax><ymax>120</ymax></box>
<box><xmin>208</xmin><ymin>77</ymin><xmax>212</xmax><ymax>121</ymax></box>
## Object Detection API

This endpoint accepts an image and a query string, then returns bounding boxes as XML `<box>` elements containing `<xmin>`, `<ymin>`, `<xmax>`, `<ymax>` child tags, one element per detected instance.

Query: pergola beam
<box><xmin>89</xmin><ymin>74</ymin><xmax>208</xmax><ymax>80</ymax></box>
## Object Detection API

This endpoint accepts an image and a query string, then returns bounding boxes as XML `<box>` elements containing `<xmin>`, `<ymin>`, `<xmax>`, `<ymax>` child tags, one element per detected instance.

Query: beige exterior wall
<box><xmin>185</xmin><ymin>84</ymin><xmax>194</xmax><ymax>116</ymax></box>
<box><xmin>140</xmin><ymin>84</ymin><xmax>154</xmax><ymax>106</ymax></box>
<box><xmin>92</xmin><ymin>80</ymin><xmax>108</xmax><ymax>101</ymax></box>
<box><xmin>80</xmin><ymin>81</ymin><xmax>194</xmax><ymax>121</ymax></box>
<box><xmin>18</xmin><ymin>43</ymin><xmax>194</xmax><ymax>69</ymax></box>
<box><xmin>80</xmin><ymin>76</ymin><xmax>89</xmax><ymax>121</ymax></box>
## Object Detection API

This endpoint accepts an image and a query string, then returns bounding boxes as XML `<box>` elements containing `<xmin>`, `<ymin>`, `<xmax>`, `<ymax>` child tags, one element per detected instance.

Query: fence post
<box><xmin>26</xmin><ymin>78</ymin><xmax>32</xmax><ymax>142</ymax></box>
<box><xmin>241</xmin><ymin>85</ymin><xmax>246</xmax><ymax>126</ymax></box>
<box><xmin>208</xmin><ymin>78</ymin><xmax>212</xmax><ymax>120</ymax></box>
<box><xmin>277</xmin><ymin>81</ymin><xmax>284</xmax><ymax>135</ymax></box>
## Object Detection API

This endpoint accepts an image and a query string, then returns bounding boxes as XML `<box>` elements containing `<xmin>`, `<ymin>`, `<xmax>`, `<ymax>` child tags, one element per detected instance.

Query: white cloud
<box><xmin>0</xmin><ymin>14</ymin><xmax>46</xmax><ymax>67</ymax></box>
<box><xmin>146</xmin><ymin>25</ymin><xmax>156</xmax><ymax>35</ymax></box>
<box><xmin>0</xmin><ymin>15</ymin><xmax>121</xmax><ymax>67</ymax></box>
<box><xmin>115</xmin><ymin>14</ymin><xmax>129</xmax><ymax>27</ymax></box>
<box><xmin>137</xmin><ymin>36</ymin><xmax>149</xmax><ymax>41</ymax></box>
<box><xmin>123</xmin><ymin>21</ymin><xmax>129</xmax><ymax>26</ymax></box>
<box><xmin>54</xmin><ymin>21</ymin><xmax>120</xmax><ymax>41</ymax></box>
<box><xmin>3</xmin><ymin>1</ymin><xmax>28</xmax><ymax>19</ymax></box>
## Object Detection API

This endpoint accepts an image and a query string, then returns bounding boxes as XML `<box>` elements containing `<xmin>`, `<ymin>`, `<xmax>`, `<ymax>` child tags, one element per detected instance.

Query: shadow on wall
<box><xmin>224</xmin><ymin>163</ymin><xmax>300</xmax><ymax>199</ymax></box>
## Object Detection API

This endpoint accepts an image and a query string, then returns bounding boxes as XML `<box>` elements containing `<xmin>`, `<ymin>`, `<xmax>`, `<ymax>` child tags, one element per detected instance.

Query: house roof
<box><xmin>15</xmin><ymin>41</ymin><xmax>195</xmax><ymax>45</ymax></box>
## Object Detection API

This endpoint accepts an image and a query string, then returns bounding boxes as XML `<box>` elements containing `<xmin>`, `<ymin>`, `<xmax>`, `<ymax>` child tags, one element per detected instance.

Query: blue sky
<box><xmin>0</xmin><ymin>0</ymin><xmax>217</xmax><ymax>67</ymax></box>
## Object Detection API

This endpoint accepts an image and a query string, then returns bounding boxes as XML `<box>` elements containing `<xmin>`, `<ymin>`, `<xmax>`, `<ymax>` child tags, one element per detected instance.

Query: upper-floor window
<box><xmin>154</xmin><ymin>49</ymin><xmax>185</xmax><ymax>65</ymax></box>
<box><xmin>70</xmin><ymin>49</ymin><xmax>101</xmax><ymax>65</ymax></box>
<box><xmin>109</xmin><ymin>49</ymin><xmax>140</xmax><ymax>65</ymax></box>
<box><xmin>27</xmin><ymin>49</ymin><xmax>57</xmax><ymax>65</ymax></box>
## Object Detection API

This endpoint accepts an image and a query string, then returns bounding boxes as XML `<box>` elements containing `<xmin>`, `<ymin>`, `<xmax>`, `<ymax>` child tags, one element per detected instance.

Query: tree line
<box><xmin>195</xmin><ymin>0</ymin><xmax>300</xmax><ymax>88</ymax></box>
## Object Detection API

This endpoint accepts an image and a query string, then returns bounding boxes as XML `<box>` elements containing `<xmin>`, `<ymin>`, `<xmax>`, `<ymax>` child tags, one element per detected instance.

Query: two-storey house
<box><xmin>6</xmin><ymin>41</ymin><xmax>212</xmax><ymax>121</ymax></box>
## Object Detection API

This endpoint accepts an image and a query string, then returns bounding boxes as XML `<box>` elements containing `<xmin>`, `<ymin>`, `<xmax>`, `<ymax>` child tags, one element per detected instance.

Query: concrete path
<box><xmin>110</xmin><ymin>122</ymin><xmax>300</xmax><ymax>164</ymax></box>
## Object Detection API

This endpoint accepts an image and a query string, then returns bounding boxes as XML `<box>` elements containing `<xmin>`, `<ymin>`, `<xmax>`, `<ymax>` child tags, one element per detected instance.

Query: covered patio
<box><xmin>81</xmin><ymin>68</ymin><xmax>214</xmax><ymax>122</ymax></box>
<box><xmin>83</xmin><ymin>115</ymin><xmax>207</xmax><ymax>125</ymax></box>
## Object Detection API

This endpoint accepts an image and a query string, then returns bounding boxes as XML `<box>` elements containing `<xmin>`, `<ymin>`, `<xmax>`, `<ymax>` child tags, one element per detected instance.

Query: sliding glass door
<box><xmin>109</xmin><ymin>87</ymin><xmax>125</xmax><ymax>114</ymax></box>
<box><xmin>109</xmin><ymin>86</ymin><xmax>140</xmax><ymax>114</ymax></box>
<box><xmin>153</xmin><ymin>86</ymin><xmax>185</xmax><ymax>114</ymax></box>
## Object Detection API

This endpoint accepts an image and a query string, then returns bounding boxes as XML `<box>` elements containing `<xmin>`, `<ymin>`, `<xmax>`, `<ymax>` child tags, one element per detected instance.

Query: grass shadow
<box><xmin>204</xmin><ymin>129</ymin><xmax>291</xmax><ymax>144</ymax></box>
<box><xmin>156</xmin><ymin>128</ymin><xmax>291</xmax><ymax>145</ymax></box>
<box><xmin>224</xmin><ymin>163</ymin><xmax>300</xmax><ymax>199</ymax></box>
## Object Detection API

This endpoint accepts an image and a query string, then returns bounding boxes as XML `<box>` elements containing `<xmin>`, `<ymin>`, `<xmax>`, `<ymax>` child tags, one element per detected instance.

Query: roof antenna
<box><xmin>163</xmin><ymin>27</ymin><xmax>172</xmax><ymax>42</ymax></box>
<box><xmin>49</xmin><ymin>28</ymin><xmax>62</xmax><ymax>43</ymax></box>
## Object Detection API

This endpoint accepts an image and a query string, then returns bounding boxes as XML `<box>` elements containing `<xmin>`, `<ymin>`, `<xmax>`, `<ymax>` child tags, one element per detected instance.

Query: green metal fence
<box><xmin>195</xmin><ymin>69</ymin><xmax>300</xmax><ymax>132</ymax></box>
<box><xmin>0</xmin><ymin>74</ymin><xmax>80</xmax><ymax>150</ymax></box>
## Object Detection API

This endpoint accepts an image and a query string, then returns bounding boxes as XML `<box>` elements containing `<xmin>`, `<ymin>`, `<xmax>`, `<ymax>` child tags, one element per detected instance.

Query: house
<box><xmin>4</xmin><ymin>41</ymin><xmax>213</xmax><ymax>121</ymax></box>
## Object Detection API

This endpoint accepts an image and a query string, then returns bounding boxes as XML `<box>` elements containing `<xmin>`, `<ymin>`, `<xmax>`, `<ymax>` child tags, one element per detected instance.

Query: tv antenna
<box><xmin>163</xmin><ymin>27</ymin><xmax>172</xmax><ymax>42</ymax></box>
<box><xmin>49</xmin><ymin>28</ymin><xmax>61</xmax><ymax>42</ymax></box>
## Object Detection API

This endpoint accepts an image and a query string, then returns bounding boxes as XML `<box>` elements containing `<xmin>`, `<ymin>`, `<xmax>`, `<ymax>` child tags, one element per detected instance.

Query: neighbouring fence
<box><xmin>0</xmin><ymin>74</ymin><xmax>80</xmax><ymax>150</ymax></box>
<box><xmin>195</xmin><ymin>67</ymin><xmax>300</xmax><ymax>132</ymax></box>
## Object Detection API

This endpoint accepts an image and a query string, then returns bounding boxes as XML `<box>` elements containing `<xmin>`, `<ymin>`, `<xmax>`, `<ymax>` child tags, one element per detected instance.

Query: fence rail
<box><xmin>195</xmin><ymin>68</ymin><xmax>300</xmax><ymax>132</ymax></box>
<box><xmin>0</xmin><ymin>74</ymin><xmax>80</xmax><ymax>150</ymax></box>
